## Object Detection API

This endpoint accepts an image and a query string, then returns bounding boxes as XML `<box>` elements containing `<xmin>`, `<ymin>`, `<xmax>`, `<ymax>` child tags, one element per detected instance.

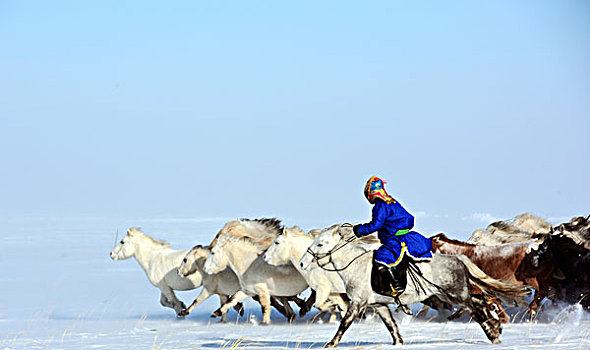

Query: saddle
<box><xmin>370</xmin><ymin>251</ymin><xmax>409</xmax><ymax>297</ymax></box>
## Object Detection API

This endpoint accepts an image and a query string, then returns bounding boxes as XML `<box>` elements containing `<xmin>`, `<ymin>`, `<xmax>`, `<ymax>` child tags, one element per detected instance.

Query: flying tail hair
<box><xmin>455</xmin><ymin>255</ymin><xmax>531</xmax><ymax>301</ymax></box>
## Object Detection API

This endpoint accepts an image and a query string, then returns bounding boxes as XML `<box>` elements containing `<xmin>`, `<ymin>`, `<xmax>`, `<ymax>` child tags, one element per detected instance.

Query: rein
<box><xmin>112</xmin><ymin>229</ymin><xmax>120</xmax><ymax>249</ymax></box>
<box><xmin>306</xmin><ymin>224</ymin><xmax>372</xmax><ymax>272</ymax></box>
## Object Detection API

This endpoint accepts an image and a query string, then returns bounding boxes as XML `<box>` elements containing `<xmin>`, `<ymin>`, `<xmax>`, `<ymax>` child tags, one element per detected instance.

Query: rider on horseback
<box><xmin>353</xmin><ymin>176</ymin><xmax>433</xmax><ymax>297</ymax></box>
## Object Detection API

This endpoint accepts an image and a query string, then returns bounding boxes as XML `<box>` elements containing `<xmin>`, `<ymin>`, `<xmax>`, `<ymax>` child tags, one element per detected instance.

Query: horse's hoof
<box><xmin>492</xmin><ymin>338</ymin><xmax>501</xmax><ymax>344</ymax></box>
<box><xmin>211</xmin><ymin>309</ymin><xmax>222</xmax><ymax>318</ymax></box>
<box><xmin>324</xmin><ymin>342</ymin><xmax>337</xmax><ymax>348</ymax></box>
<box><xmin>177</xmin><ymin>313</ymin><xmax>186</xmax><ymax>319</ymax></box>
<box><xmin>233</xmin><ymin>302</ymin><xmax>245</xmax><ymax>317</ymax></box>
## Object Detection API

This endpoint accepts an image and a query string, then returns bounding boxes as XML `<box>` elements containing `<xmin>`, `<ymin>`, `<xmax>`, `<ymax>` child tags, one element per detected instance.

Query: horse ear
<box><xmin>282</xmin><ymin>227</ymin><xmax>288</xmax><ymax>236</ymax></box>
<box><xmin>559</xmin><ymin>224</ymin><xmax>565</xmax><ymax>233</ymax></box>
<box><xmin>126</xmin><ymin>228</ymin><xmax>133</xmax><ymax>236</ymax></box>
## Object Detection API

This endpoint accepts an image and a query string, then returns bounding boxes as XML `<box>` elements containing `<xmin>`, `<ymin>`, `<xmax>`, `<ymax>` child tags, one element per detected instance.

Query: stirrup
<box><xmin>388</xmin><ymin>283</ymin><xmax>405</xmax><ymax>297</ymax></box>
<box><xmin>388</xmin><ymin>284</ymin><xmax>398</xmax><ymax>297</ymax></box>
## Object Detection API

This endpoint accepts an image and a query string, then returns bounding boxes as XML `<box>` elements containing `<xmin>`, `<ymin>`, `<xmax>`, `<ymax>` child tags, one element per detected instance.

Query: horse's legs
<box><xmin>336</xmin><ymin>293</ymin><xmax>349</xmax><ymax>317</ymax></box>
<box><xmin>421</xmin><ymin>295</ymin><xmax>453</xmax><ymax>321</ymax></box>
<box><xmin>373</xmin><ymin>304</ymin><xmax>403</xmax><ymax>345</ymax></box>
<box><xmin>267</xmin><ymin>296</ymin><xmax>288</xmax><ymax>317</ymax></box>
<box><xmin>178</xmin><ymin>287</ymin><xmax>213</xmax><ymax>317</ymax></box>
<box><xmin>219</xmin><ymin>295</ymin><xmax>229</xmax><ymax>323</ymax></box>
<box><xmin>325</xmin><ymin>303</ymin><xmax>360</xmax><ymax>348</ymax></box>
<box><xmin>300</xmin><ymin>290</ymin><xmax>316</xmax><ymax>317</ymax></box>
<box><xmin>327</xmin><ymin>294</ymin><xmax>349</xmax><ymax>320</ymax></box>
<box><xmin>212</xmin><ymin>291</ymin><xmax>249</xmax><ymax>319</ymax></box>
<box><xmin>415</xmin><ymin>304</ymin><xmax>430</xmax><ymax>318</ymax></box>
<box><xmin>447</xmin><ymin>308</ymin><xmax>466</xmax><ymax>321</ymax></box>
<box><xmin>253</xmin><ymin>285</ymin><xmax>272</xmax><ymax>325</ymax></box>
<box><xmin>159</xmin><ymin>292</ymin><xmax>174</xmax><ymax>309</ymax></box>
<box><xmin>468</xmin><ymin>295</ymin><xmax>502</xmax><ymax>344</ymax></box>
<box><xmin>528</xmin><ymin>287</ymin><xmax>547</xmax><ymax>319</ymax></box>
<box><xmin>485</xmin><ymin>296</ymin><xmax>509</xmax><ymax>324</ymax></box>
<box><xmin>233</xmin><ymin>300</ymin><xmax>245</xmax><ymax>317</ymax></box>
<box><xmin>160</xmin><ymin>287</ymin><xmax>185</xmax><ymax>315</ymax></box>
<box><xmin>314</xmin><ymin>286</ymin><xmax>333</xmax><ymax>312</ymax></box>
<box><xmin>288</xmin><ymin>295</ymin><xmax>310</xmax><ymax>316</ymax></box>
<box><xmin>276</xmin><ymin>297</ymin><xmax>296</xmax><ymax>322</ymax></box>
<box><xmin>311</xmin><ymin>310</ymin><xmax>328</xmax><ymax>323</ymax></box>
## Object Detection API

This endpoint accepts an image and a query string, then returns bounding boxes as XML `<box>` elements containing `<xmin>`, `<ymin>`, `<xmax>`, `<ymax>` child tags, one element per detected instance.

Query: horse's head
<box><xmin>263</xmin><ymin>227</ymin><xmax>291</xmax><ymax>266</ymax></box>
<box><xmin>263</xmin><ymin>226</ymin><xmax>306</xmax><ymax>266</ymax></box>
<box><xmin>109</xmin><ymin>228</ymin><xmax>140</xmax><ymax>260</ymax></box>
<box><xmin>299</xmin><ymin>224</ymin><xmax>344</xmax><ymax>271</ymax></box>
<box><xmin>203</xmin><ymin>238</ymin><xmax>230</xmax><ymax>274</ymax></box>
<box><xmin>178</xmin><ymin>245</ymin><xmax>209</xmax><ymax>277</ymax></box>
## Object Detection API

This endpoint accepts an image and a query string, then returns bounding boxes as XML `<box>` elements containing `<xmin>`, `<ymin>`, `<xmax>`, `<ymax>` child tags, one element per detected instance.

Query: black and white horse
<box><xmin>300</xmin><ymin>224</ymin><xmax>530</xmax><ymax>347</ymax></box>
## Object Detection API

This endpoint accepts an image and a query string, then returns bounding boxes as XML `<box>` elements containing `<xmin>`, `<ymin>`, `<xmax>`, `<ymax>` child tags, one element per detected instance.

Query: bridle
<box><xmin>305</xmin><ymin>224</ymin><xmax>372</xmax><ymax>272</ymax></box>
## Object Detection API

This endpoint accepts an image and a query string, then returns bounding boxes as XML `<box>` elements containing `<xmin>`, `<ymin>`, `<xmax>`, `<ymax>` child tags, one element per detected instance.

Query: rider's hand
<box><xmin>353</xmin><ymin>224</ymin><xmax>361</xmax><ymax>237</ymax></box>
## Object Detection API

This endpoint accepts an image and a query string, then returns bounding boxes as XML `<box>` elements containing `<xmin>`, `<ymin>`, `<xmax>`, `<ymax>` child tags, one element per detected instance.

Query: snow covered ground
<box><xmin>1</xmin><ymin>218</ymin><xmax>589</xmax><ymax>349</ymax></box>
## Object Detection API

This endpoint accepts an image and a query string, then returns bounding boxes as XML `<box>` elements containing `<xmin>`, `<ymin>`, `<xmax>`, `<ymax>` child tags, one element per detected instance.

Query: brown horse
<box><xmin>430</xmin><ymin>233</ymin><xmax>540</xmax><ymax>321</ymax></box>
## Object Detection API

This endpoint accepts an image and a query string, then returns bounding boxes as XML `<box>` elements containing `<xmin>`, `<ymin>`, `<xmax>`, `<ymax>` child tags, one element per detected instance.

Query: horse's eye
<box><xmin>120</xmin><ymin>240</ymin><xmax>125</xmax><ymax>244</ymax></box>
<box><xmin>317</xmin><ymin>243</ymin><xmax>323</xmax><ymax>247</ymax></box>
<box><xmin>183</xmin><ymin>258</ymin><xmax>187</xmax><ymax>263</ymax></box>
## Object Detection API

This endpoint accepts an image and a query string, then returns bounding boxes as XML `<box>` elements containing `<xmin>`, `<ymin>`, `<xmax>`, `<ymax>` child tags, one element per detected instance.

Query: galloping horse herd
<box><xmin>109</xmin><ymin>213</ymin><xmax>590</xmax><ymax>347</ymax></box>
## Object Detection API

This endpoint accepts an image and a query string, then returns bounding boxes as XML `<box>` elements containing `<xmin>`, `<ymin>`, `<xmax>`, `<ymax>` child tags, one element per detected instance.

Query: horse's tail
<box><xmin>455</xmin><ymin>255</ymin><xmax>531</xmax><ymax>299</ymax></box>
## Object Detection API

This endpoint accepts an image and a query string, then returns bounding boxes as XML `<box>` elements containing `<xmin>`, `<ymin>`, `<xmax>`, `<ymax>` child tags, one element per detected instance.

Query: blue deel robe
<box><xmin>357</xmin><ymin>199</ymin><xmax>433</xmax><ymax>266</ymax></box>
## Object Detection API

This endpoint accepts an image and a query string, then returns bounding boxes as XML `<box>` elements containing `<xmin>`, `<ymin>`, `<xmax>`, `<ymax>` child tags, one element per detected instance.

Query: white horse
<box><xmin>109</xmin><ymin>227</ymin><xmax>201</xmax><ymax>316</ymax></box>
<box><xmin>300</xmin><ymin>224</ymin><xmax>530</xmax><ymax>347</ymax></box>
<box><xmin>263</xmin><ymin>226</ymin><xmax>350</xmax><ymax>321</ymax></box>
<box><xmin>177</xmin><ymin>244</ymin><xmax>296</xmax><ymax>321</ymax></box>
<box><xmin>203</xmin><ymin>219</ymin><xmax>309</xmax><ymax>324</ymax></box>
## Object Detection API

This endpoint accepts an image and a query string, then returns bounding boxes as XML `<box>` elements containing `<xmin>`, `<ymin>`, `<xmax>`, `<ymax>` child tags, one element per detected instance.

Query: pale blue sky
<box><xmin>1</xmin><ymin>1</ymin><xmax>588</xmax><ymax>236</ymax></box>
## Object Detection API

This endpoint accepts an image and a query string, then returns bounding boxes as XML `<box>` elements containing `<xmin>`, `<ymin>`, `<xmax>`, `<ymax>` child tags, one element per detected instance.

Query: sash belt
<box><xmin>394</xmin><ymin>229</ymin><xmax>410</xmax><ymax>236</ymax></box>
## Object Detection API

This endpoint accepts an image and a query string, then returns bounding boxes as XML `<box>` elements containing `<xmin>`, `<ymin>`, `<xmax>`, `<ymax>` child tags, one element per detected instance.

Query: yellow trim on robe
<box><xmin>386</xmin><ymin>242</ymin><xmax>407</xmax><ymax>267</ymax></box>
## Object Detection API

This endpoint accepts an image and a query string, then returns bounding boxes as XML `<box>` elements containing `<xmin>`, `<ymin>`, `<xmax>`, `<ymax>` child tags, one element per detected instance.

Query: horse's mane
<box><xmin>190</xmin><ymin>244</ymin><xmax>209</xmax><ymax>252</ymax></box>
<box><xmin>308</xmin><ymin>228</ymin><xmax>323</xmax><ymax>238</ymax></box>
<box><xmin>556</xmin><ymin>215</ymin><xmax>590</xmax><ymax>249</ymax></box>
<box><xmin>356</xmin><ymin>234</ymin><xmax>381</xmax><ymax>245</ymax></box>
<box><xmin>431</xmin><ymin>232</ymin><xmax>475</xmax><ymax>247</ymax></box>
<box><xmin>333</xmin><ymin>224</ymin><xmax>380</xmax><ymax>246</ymax></box>
<box><xmin>127</xmin><ymin>227</ymin><xmax>170</xmax><ymax>248</ymax></box>
<box><xmin>467</xmin><ymin>213</ymin><xmax>551</xmax><ymax>246</ymax></box>
<box><xmin>209</xmin><ymin>217</ymin><xmax>284</xmax><ymax>249</ymax></box>
<box><xmin>285</xmin><ymin>225</ymin><xmax>305</xmax><ymax>235</ymax></box>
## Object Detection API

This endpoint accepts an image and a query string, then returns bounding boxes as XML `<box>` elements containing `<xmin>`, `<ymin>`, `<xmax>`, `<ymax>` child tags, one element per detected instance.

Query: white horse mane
<box><xmin>324</xmin><ymin>224</ymin><xmax>381</xmax><ymax>246</ymax></box>
<box><xmin>209</xmin><ymin>218</ymin><xmax>284</xmax><ymax>249</ymax></box>
<box><xmin>127</xmin><ymin>227</ymin><xmax>170</xmax><ymax>248</ymax></box>
<box><xmin>467</xmin><ymin>213</ymin><xmax>551</xmax><ymax>245</ymax></box>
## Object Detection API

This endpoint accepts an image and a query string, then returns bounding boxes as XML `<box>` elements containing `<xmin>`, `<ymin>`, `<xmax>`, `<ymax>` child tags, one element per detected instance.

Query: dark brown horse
<box><xmin>515</xmin><ymin>234</ymin><xmax>590</xmax><ymax>310</ymax></box>
<box><xmin>431</xmin><ymin>233</ymin><xmax>540</xmax><ymax>321</ymax></box>
<box><xmin>554</xmin><ymin>215</ymin><xmax>590</xmax><ymax>249</ymax></box>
